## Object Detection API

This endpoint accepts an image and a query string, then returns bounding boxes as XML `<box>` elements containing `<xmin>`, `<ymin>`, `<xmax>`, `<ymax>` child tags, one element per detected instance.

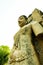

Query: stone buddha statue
<box><xmin>8</xmin><ymin>9</ymin><xmax>43</xmax><ymax>65</ymax></box>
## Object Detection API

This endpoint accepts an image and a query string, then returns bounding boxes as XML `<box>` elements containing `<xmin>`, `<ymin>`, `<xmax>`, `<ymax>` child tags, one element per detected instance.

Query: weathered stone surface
<box><xmin>31</xmin><ymin>22</ymin><xmax>43</xmax><ymax>36</ymax></box>
<box><xmin>35</xmin><ymin>34</ymin><xmax>43</xmax><ymax>65</ymax></box>
<box><xmin>8</xmin><ymin>9</ymin><xmax>43</xmax><ymax>65</ymax></box>
<box><xmin>32</xmin><ymin>9</ymin><xmax>43</xmax><ymax>22</ymax></box>
<box><xmin>8</xmin><ymin>22</ymin><xmax>41</xmax><ymax>65</ymax></box>
<box><xmin>31</xmin><ymin>23</ymin><xmax>43</xmax><ymax>65</ymax></box>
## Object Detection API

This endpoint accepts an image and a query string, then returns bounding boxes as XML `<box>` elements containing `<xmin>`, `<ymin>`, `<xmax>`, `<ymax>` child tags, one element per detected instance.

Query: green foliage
<box><xmin>0</xmin><ymin>45</ymin><xmax>10</xmax><ymax>65</ymax></box>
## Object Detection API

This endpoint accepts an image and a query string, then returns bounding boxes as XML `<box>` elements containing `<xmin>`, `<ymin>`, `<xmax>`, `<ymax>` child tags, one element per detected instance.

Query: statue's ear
<box><xmin>31</xmin><ymin>22</ymin><xmax>43</xmax><ymax>36</ymax></box>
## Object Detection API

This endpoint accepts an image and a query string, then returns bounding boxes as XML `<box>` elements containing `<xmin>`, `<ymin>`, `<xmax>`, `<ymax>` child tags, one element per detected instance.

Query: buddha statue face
<box><xmin>18</xmin><ymin>15</ymin><xmax>27</xmax><ymax>27</ymax></box>
<box><xmin>18</xmin><ymin>14</ymin><xmax>32</xmax><ymax>27</ymax></box>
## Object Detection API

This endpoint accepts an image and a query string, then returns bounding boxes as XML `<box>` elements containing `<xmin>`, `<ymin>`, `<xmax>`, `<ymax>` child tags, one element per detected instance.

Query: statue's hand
<box><xmin>10</xmin><ymin>49</ymin><xmax>28</xmax><ymax>62</ymax></box>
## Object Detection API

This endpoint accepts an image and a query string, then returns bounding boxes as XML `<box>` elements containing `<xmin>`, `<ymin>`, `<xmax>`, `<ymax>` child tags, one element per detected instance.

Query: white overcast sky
<box><xmin>0</xmin><ymin>0</ymin><xmax>43</xmax><ymax>49</ymax></box>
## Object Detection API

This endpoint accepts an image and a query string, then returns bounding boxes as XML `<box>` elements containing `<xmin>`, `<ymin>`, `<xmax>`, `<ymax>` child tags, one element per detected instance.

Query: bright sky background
<box><xmin>0</xmin><ymin>0</ymin><xmax>43</xmax><ymax>49</ymax></box>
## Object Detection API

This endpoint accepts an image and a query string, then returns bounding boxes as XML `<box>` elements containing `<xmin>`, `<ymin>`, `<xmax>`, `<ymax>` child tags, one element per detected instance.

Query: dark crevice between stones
<box><xmin>31</xmin><ymin>29</ymin><xmax>41</xmax><ymax>64</ymax></box>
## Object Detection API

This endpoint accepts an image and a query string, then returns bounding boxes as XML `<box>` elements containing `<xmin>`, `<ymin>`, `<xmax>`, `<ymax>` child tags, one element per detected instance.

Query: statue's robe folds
<box><xmin>8</xmin><ymin>21</ymin><xmax>43</xmax><ymax>65</ymax></box>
